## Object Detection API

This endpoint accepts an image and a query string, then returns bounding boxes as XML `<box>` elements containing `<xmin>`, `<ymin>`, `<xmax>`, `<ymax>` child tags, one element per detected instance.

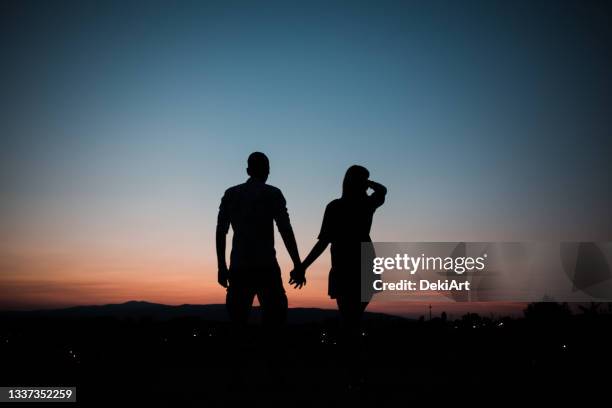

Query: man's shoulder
<box><xmin>263</xmin><ymin>183</ymin><xmax>283</xmax><ymax>195</ymax></box>
<box><xmin>223</xmin><ymin>183</ymin><xmax>245</xmax><ymax>196</ymax></box>
<box><xmin>223</xmin><ymin>182</ymin><xmax>283</xmax><ymax>197</ymax></box>
<box><xmin>261</xmin><ymin>184</ymin><xmax>286</xmax><ymax>205</ymax></box>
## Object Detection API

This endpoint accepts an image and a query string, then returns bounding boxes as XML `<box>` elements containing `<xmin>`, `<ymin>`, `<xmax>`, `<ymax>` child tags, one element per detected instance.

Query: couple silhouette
<box><xmin>216</xmin><ymin>152</ymin><xmax>386</xmax><ymax>381</ymax></box>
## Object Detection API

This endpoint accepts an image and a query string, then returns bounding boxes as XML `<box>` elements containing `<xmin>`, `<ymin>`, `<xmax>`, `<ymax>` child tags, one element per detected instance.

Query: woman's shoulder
<box><xmin>325</xmin><ymin>198</ymin><xmax>343</xmax><ymax>211</ymax></box>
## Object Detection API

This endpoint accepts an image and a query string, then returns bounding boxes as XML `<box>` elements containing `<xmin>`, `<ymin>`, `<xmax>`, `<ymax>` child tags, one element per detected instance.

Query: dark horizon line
<box><xmin>0</xmin><ymin>299</ymin><xmax>405</xmax><ymax>317</ymax></box>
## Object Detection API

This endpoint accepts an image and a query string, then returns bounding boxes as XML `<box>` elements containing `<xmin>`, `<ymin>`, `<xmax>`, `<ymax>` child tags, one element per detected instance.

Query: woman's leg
<box><xmin>336</xmin><ymin>297</ymin><xmax>368</xmax><ymax>332</ymax></box>
<box><xmin>336</xmin><ymin>296</ymin><xmax>369</xmax><ymax>386</ymax></box>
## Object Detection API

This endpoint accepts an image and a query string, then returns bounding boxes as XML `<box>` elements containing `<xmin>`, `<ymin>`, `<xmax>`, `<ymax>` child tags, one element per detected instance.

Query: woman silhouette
<box><xmin>291</xmin><ymin>165</ymin><xmax>386</xmax><ymax>367</ymax></box>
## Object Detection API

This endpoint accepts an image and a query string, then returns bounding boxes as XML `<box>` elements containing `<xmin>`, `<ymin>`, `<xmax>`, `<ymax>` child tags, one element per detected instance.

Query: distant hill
<box><xmin>0</xmin><ymin>301</ymin><xmax>405</xmax><ymax>324</ymax></box>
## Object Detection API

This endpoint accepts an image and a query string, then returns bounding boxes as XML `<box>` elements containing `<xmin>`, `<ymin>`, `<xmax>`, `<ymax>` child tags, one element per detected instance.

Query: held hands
<box><xmin>289</xmin><ymin>263</ymin><xmax>307</xmax><ymax>289</ymax></box>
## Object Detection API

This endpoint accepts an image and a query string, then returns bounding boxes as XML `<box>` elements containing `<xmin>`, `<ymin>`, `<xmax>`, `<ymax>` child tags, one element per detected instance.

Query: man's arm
<box><xmin>274</xmin><ymin>192</ymin><xmax>302</xmax><ymax>269</ymax></box>
<box><xmin>277</xmin><ymin>215</ymin><xmax>301</xmax><ymax>268</ymax></box>
<box><xmin>216</xmin><ymin>226</ymin><xmax>228</xmax><ymax>288</ymax></box>
<box><xmin>216</xmin><ymin>192</ymin><xmax>230</xmax><ymax>288</ymax></box>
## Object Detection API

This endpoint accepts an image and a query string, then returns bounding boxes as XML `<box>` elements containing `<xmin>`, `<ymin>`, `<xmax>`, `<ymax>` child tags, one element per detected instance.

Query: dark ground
<box><xmin>1</xmin><ymin>302</ymin><xmax>610</xmax><ymax>407</ymax></box>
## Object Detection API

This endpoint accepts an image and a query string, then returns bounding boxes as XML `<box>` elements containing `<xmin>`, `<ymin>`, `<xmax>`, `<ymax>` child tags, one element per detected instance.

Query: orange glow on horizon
<box><xmin>0</xmin><ymin>248</ymin><xmax>525</xmax><ymax>317</ymax></box>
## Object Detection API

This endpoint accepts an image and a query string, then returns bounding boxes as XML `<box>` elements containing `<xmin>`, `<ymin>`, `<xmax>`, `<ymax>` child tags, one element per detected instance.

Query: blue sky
<box><xmin>1</xmin><ymin>0</ymin><xmax>611</xmax><ymax>309</ymax></box>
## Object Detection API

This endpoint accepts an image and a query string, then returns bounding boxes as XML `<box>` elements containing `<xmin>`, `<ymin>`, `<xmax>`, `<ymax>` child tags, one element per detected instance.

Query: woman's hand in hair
<box><xmin>367</xmin><ymin>180</ymin><xmax>387</xmax><ymax>195</ymax></box>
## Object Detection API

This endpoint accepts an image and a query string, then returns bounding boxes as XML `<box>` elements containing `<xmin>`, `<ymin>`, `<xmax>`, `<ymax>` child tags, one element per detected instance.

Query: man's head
<box><xmin>247</xmin><ymin>152</ymin><xmax>270</xmax><ymax>182</ymax></box>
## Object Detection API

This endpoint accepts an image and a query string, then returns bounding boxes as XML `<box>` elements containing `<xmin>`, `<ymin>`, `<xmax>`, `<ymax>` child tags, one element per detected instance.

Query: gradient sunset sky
<box><xmin>1</xmin><ymin>0</ymin><xmax>611</xmax><ymax>315</ymax></box>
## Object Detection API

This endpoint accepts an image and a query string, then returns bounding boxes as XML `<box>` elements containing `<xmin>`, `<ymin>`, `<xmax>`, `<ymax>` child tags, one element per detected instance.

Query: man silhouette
<box><xmin>216</xmin><ymin>152</ymin><xmax>303</xmax><ymax>326</ymax></box>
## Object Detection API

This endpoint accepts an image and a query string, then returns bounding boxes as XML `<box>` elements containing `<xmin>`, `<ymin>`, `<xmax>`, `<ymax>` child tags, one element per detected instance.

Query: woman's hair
<box><xmin>342</xmin><ymin>165</ymin><xmax>369</xmax><ymax>198</ymax></box>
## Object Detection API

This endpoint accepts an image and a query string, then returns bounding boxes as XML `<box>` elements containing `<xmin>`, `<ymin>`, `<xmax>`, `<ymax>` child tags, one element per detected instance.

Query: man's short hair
<box><xmin>248</xmin><ymin>152</ymin><xmax>269</xmax><ymax>169</ymax></box>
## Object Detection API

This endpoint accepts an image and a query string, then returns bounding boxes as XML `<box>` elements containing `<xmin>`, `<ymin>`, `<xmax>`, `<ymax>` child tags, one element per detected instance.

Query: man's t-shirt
<box><xmin>217</xmin><ymin>178</ymin><xmax>293</xmax><ymax>275</ymax></box>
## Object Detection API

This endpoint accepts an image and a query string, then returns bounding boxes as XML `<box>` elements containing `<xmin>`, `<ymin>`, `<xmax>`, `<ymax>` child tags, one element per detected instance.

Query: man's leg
<box><xmin>255</xmin><ymin>264</ymin><xmax>288</xmax><ymax>326</ymax></box>
<box><xmin>225</xmin><ymin>284</ymin><xmax>256</xmax><ymax>391</ymax></box>
<box><xmin>226</xmin><ymin>284</ymin><xmax>255</xmax><ymax>326</ymax></box>
<box><xmin>256</xmin><ymin>275</ymin><xmax>288</xmax><ymax>387</ymax></box>
<box><xmin>226</xmin><ymin>282</ymin><xmax>255</xmax><ymax>352</ymax></box>
<box><xmin>257</xmin><ymin>286</ymin><xmax>288</xmax><ymax>327</ymax></box>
